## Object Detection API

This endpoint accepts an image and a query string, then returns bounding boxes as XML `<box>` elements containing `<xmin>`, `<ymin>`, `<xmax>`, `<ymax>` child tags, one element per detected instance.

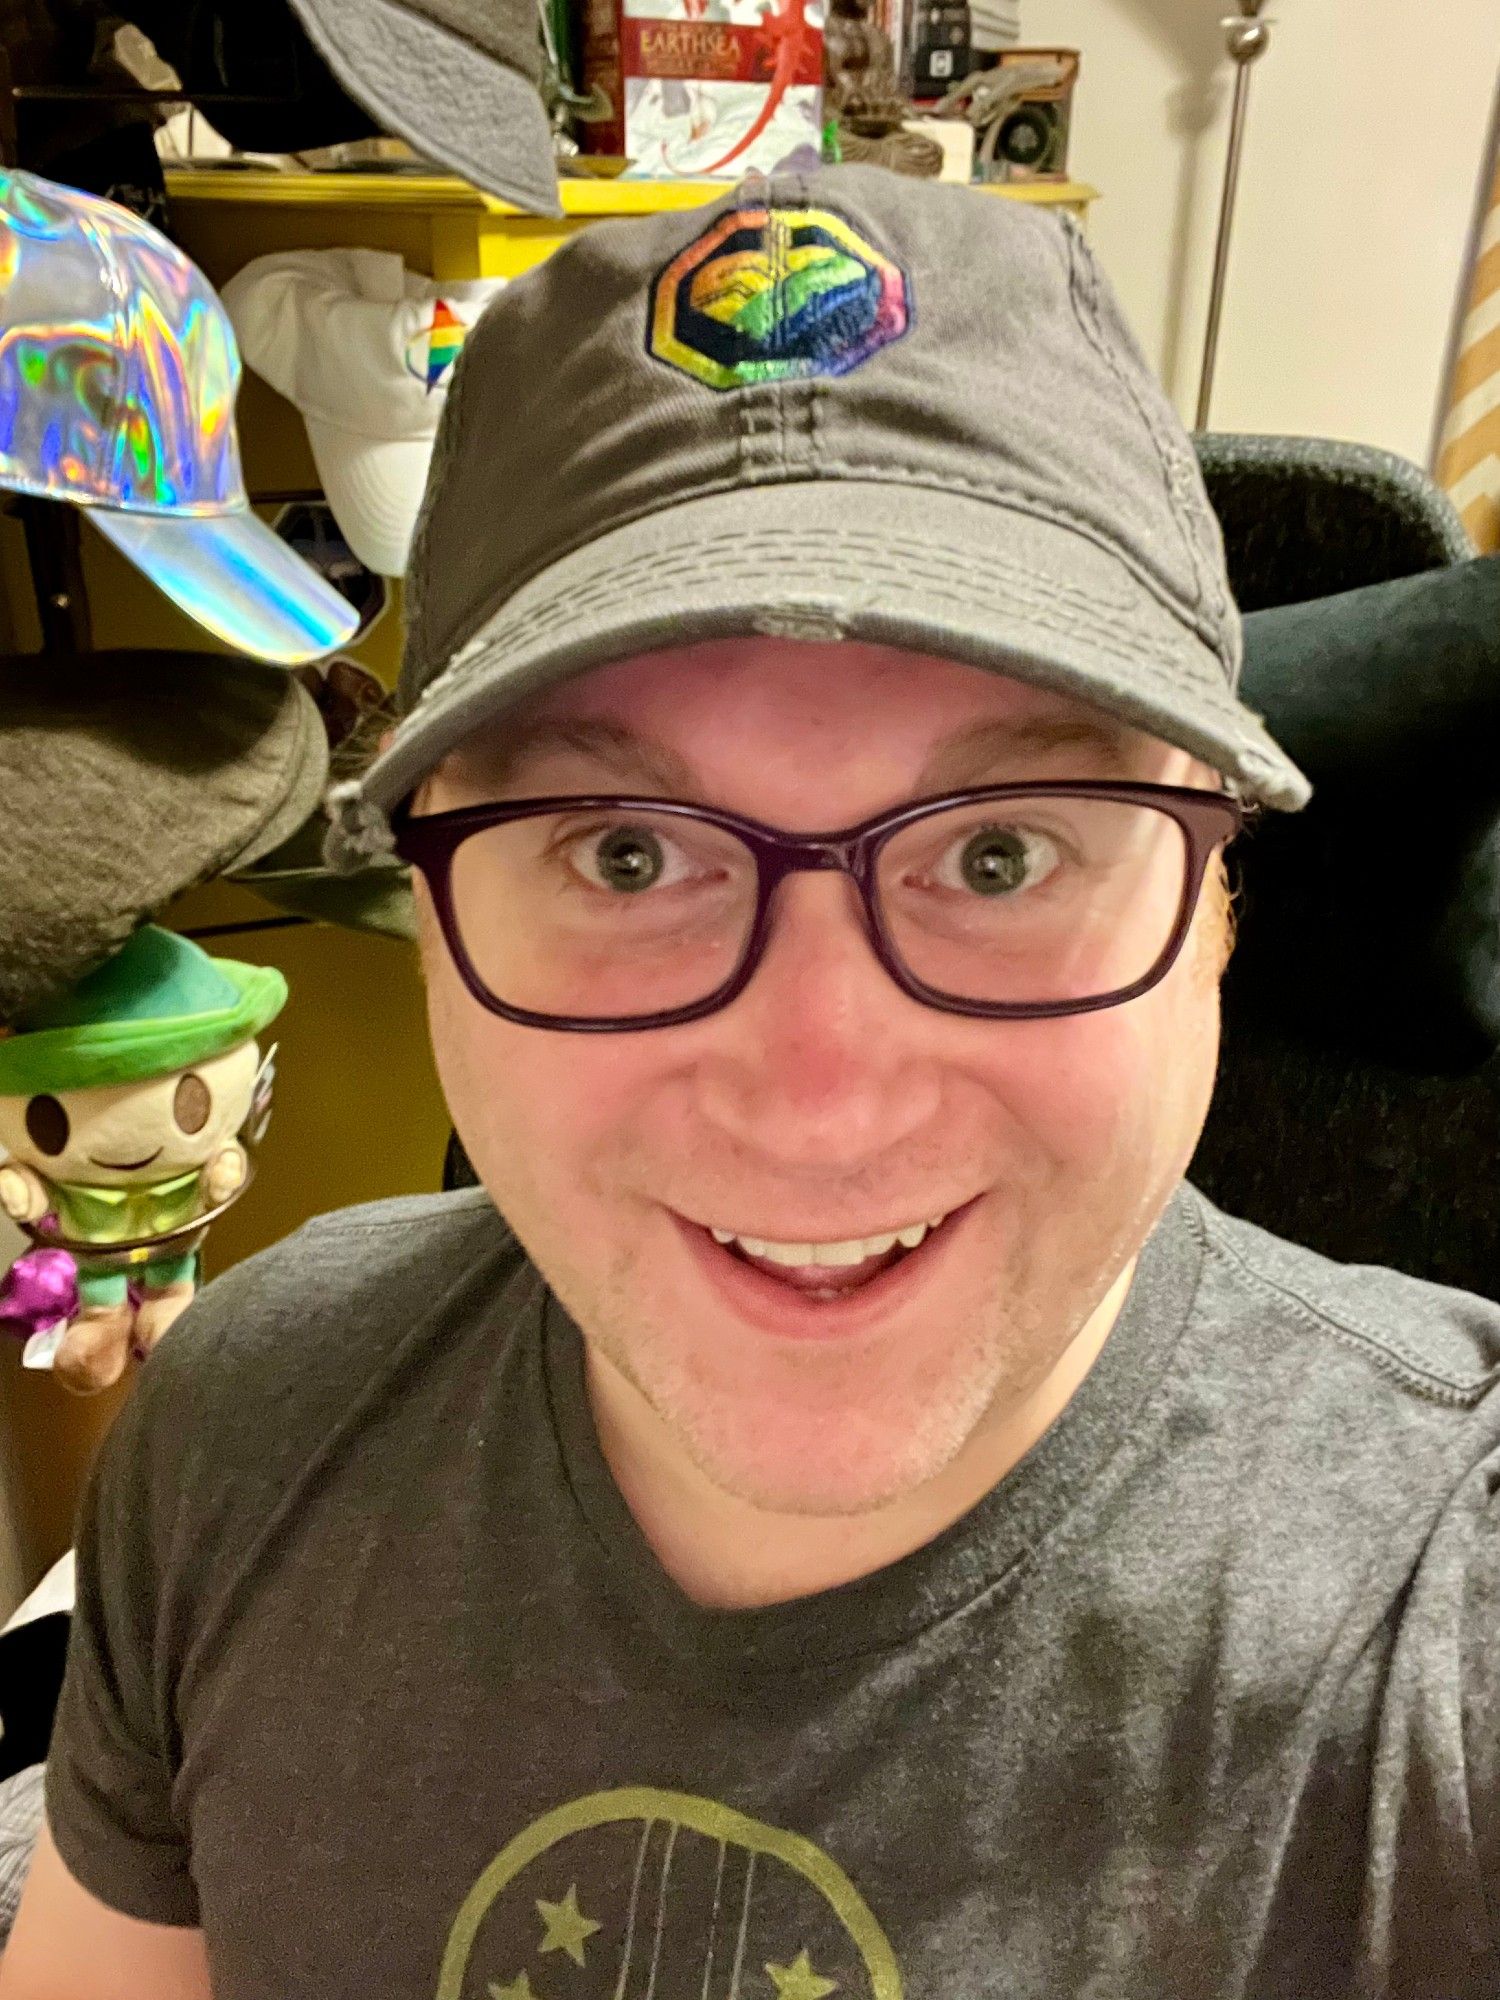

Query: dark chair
<box><xmin>1187</xmin><ymin>443</ymin><xmax>1498</xmax><ymax>1298</ymax></box>
<box><xmin>1195</xmin><ymin>433</ymin><xmax>1472</xmax><ymax>611</ymax></box>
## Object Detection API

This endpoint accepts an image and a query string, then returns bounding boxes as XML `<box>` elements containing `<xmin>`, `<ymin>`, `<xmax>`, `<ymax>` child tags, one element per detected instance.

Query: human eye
<box><xmin>549</xmin><ymin>816</ymin><xmax>716</xmax><ymax>896</ymax></box>
<box><xmin>926</xmin><ymin>818</ymin><xmax>1065</xmax><ymax>898</ymax></box>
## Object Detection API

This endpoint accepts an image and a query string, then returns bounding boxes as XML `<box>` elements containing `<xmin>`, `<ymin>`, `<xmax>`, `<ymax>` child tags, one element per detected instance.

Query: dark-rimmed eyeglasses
<box><xmin>393</xmin><ymin>782</ymin><xmax>1244</xmax><ymax>1033</ymax></box>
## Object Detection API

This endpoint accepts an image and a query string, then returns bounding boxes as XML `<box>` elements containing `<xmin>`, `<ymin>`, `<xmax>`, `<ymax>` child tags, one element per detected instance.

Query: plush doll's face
<box><xmin>0</xmin><ymin>1040</ymin><xmax>260</xmax><ymax>1184</ymax></box>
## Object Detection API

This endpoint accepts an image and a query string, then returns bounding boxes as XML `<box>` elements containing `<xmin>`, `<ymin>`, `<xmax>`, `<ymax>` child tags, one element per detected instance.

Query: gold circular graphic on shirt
<box><xmin>436</xmin><ymin>1786</ymin><xmax>903</xmax><ymax>2000</ymax></box>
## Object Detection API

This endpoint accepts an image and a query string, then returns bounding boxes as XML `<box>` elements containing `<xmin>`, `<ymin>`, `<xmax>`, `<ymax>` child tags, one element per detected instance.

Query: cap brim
<box><xmin>89</xmin><ymin>505</ymin><xmax>360</xmax><ymax>665</ymax></box>
<box><xmin>304</xmin><ymin>419</ymin><xmax>434</xmax><ymax>579</ymax></box>
<box><xmin>347</xmin><ymin>480</ymin><xmax>1311</xmax><ymax>845</ymax></box>
<box><xmin>232</xmin><ymin>811</ymin><xmax>416</xmax><ymax>940</ymax></box>
<box><xmin>228</xmin><ymin>677</ymin><xmax>332</xmax><ymax>868</ymax></box>
<box><xmin>237</xmin><ymin>856</ymin><xmax>417</xmax><ymax>941</ymax></box>
<box><xmin>289</xmin><ymin>0</ymin><xmax>562</xmax><ymax>216</ymax></box>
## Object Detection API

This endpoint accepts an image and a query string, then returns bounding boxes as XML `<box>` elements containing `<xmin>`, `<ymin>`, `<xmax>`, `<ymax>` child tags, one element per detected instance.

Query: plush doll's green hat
<box><xmin>0</xmin><ymin>926</ymin><xmax>287</xmax><ymax>1096</ymax></box>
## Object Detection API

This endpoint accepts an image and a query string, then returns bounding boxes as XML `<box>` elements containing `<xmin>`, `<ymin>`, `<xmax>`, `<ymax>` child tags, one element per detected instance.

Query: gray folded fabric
<box><xmin>0</xmin><ymin>650</ymin><xmax>329</xmax><ymax>1020</ymax></box>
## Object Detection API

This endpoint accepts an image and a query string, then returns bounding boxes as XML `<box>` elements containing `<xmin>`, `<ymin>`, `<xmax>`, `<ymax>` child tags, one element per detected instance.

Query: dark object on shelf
<box><xmin>0</xmin><ymin>0</ymin><xmax>166</xmax><ymax>208</ymax></box>
<box><xmin>272</xmin><ymin>502</ymin><xmax>391</xmax><ymax>647</ymax></box>
<box><xmin>109</xmin><ymin>0</ymin><xmax>380</xmax><ymax>155</ymax></box>
<box><xmin>906</xmin><ymin>0</ymin><xmax>969</xmax><ymax>96</ymax></box>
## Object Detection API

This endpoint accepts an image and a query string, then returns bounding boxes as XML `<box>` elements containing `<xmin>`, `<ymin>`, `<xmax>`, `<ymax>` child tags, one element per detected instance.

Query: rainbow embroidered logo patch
<box><xmin>648</xmin><ymin>203</ymin><xmax>911</xmax><ymax>392</ymax></box>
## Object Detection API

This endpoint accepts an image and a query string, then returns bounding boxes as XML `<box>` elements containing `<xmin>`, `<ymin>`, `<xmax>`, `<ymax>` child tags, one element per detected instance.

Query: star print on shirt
<box><xmin>438</xmin><ymin>1787</ymin><xmax>902</xmax><ymax>2000</ymax></box>
<box><xmin>536</xmin><ymin>1883</ymin><xmax>603</xmax><ymax>1966</ymax></box>
<box><xmin>767</xmin><ymin>1948</ymin><xmax>839</xmax><ymax>2000</ymax></box>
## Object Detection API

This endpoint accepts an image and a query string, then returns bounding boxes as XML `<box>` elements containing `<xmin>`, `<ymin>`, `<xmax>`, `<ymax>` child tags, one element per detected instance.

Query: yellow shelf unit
<box><xmin>165</xmin><ymin>167</ymin><xmax>1099</xmax><ymax>281</ymax></box>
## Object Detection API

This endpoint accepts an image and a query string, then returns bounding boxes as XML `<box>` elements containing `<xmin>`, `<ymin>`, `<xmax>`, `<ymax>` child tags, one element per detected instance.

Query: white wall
<box><xmin>1023</xmin><ymin>0</ymin><xmax>1500</xmax><ymax>466</ymax></box>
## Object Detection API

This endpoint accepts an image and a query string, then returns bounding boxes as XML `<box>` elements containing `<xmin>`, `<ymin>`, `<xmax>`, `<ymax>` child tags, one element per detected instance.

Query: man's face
<box><xmin>416</xmin><ymin>640</ymin><xmax>1227</xmax><ymax>1516</ymax></box>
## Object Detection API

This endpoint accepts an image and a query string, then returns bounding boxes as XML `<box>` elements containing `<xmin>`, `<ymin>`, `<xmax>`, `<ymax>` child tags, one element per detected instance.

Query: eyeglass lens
<box><xmin>446</xmin><ymin>797</ymin><xmax>1192</xmax><ymax>1022</ymax></box>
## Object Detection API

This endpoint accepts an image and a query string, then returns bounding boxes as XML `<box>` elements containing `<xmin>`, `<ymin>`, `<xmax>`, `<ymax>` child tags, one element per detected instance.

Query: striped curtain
<box><xmin>1437</xmin><ymin>121</ymin><xmax>1500</xmax><ymax>551</ymax></box>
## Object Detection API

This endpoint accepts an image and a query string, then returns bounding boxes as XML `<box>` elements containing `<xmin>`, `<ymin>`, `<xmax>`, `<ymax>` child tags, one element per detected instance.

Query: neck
<box><xmin>585</xmin><ymin>1260</ymin><xmax>1135</xmax><ymax>1610</ymax></box>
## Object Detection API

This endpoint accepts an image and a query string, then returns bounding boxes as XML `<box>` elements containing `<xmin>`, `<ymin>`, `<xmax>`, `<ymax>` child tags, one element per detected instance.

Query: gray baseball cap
<box><xmin>326</xmin><ymin>165</ymin><xmax>1309</xmax><ymax>868</ymax></box>
<box><xmin>287</xmin><ymin>0</ymin><xmax>561</xmax><ymax>216</ymax></box>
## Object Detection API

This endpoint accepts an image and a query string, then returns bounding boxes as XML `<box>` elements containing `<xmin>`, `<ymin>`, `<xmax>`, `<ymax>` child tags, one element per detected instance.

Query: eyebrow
<box><xmin>452</xmin><ymin>718</ymin><xmax>699</xmax><ymax>796</ymax></box>
<box><xmin>915</xmin><ymin>715</ymin><xmax>1137</xmax><ymax>788</ymax></box>
<box><xmin>460</xmin><ymin>709</ymin><xmax>1136</xmax><ymax>799</ymax></box>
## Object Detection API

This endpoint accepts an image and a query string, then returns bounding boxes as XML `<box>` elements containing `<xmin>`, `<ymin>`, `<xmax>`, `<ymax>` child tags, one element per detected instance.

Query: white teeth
<box><xmin>705</xmin><ymin>1210</ymin><xmax>950</xmax><ymax>1266</ymax></box>
<box><xmin>758</xmin><ymin>1241</ymin><xmax>814</xmax><ymax>1266</ymax></box>
<box><xmin>816</xmin><ymin>1239</ymin><xmax>876</xmax><ymax>1267</ymax></box>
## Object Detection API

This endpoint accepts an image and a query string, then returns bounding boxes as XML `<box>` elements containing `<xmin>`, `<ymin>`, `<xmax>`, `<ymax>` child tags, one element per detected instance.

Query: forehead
<box><xmin>439</xmin><ymin>638</ymin><xmax>1166</xmax><ymax>793</ymax></box>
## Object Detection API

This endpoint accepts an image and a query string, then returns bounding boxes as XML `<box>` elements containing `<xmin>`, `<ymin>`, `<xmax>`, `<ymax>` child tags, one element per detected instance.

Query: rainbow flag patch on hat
<box><xmin>649</xmin><ymin>203</ymin><xmax>911</xmax><ymax>392</ymax></box>
<box><xmin>410</xmin><ymin>300</ymin><xmax>469</xmax><ymax>392</ymax></box>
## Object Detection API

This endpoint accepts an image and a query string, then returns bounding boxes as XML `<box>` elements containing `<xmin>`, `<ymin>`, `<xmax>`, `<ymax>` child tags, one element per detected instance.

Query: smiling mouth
<box><xmin>692</xmin><ymin>1203</ymin><xmax>970</xmax><ymax>1302</ymax></box>
<box><xmin>88</xmin><ymin>1148</ymin><xmax>162</xmax><ymax>1171</ymax></box>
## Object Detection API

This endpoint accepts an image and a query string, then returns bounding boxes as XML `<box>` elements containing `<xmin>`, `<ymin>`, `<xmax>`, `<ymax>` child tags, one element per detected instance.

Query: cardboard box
<box><xmin>975</xmin><ymin>47</ymin><xmax>1079</xmax><ymax>183</ymax></box>
<box><xmin>581</xmin><ymin>0</ymin><xmax>825</xmax><ymax>178</ymax></box>
<box><xmin>909</xmin><ymin>45</ymin><xmax>1079</xmax><ymax>183</ymax></box>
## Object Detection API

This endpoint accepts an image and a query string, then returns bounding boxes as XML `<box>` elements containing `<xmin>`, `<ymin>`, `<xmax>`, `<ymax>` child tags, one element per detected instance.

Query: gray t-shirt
<box><xmin>45</xmin><ymin>1181</ymin><xmax>1500</xmax><ymax>1999</ymax></box>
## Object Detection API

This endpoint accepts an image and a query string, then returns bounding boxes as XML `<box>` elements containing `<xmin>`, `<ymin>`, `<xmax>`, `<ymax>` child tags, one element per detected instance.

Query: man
<box><xmin>3</xmin><ymin>167</ymin><xmax>1496</xmax><ymax>1998</ymax></box>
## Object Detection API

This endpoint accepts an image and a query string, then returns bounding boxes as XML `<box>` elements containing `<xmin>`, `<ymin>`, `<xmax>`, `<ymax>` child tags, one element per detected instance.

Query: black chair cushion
<box><xmin>1234</xmin><ymin>556</ymin><xmax>1500</xmax><ymax>1073</ymax></box>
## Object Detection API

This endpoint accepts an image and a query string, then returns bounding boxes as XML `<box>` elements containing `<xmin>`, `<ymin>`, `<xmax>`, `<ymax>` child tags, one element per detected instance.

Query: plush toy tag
<box><xmin>245</xmin><ymin>1043</ymin><xmax>278</xmax><ymax>1149</ymax></box>
<box><xmin>22</xmin><ymin>1325</ymin><xmax>64</xmax><ymax>1371</ymax></box>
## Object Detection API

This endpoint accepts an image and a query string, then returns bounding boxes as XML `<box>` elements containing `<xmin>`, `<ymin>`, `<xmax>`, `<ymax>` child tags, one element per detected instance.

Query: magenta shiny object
<box><xmin>0</xmin><ymin>1248</ymin><xmax>78</xmax><ymax>1338</ymax></box>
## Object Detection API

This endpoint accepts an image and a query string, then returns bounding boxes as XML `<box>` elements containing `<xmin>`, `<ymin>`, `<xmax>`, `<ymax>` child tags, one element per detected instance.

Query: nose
<box><xmin>689</xmin><ymin>868</ymin><xmax>945</xmax><ymax>1169</ymax></box>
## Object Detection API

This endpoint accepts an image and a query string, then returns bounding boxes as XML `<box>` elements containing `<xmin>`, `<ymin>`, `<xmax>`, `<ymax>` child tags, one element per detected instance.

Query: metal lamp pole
<box><xmin>1196</xmin><ymin>1</ymin><xmax>1274</xmax><ymax>429</ymax></box>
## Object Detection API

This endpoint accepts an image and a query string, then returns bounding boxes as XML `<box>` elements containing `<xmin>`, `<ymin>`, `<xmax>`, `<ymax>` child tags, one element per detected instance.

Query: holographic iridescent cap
<box><xmin>0</xmin><ymin>169</ymin><xmax>358</xmax><ymax>664</ymax></box>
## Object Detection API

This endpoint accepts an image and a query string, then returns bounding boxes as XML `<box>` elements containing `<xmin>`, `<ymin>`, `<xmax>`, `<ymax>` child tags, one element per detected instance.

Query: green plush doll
<box><xmin>0</xmin><ymin>926</ymin><xmax>286</xmax><ymax>1395</ymax></box>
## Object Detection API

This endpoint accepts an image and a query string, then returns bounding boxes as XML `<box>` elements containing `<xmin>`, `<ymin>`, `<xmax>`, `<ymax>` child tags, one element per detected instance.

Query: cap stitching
<box><xmin>1063</xmin><ymin>228</ymin><xmax>1232</xmax><ymax>670</ymax></box>
<box><xmin>711</xmin><ymin>457</ymin><xmax>1225</xmax><ymax>632</ymax></box>
<box><xmin>406</xmin><ymin>530</ymin><xmax>1232</xmax><ymax>715</ymax></box>
<box><xmin>801</xmin><ymin>376</ymin><xmax>819</xmax><ymax>473</ymax></box>
<box><xmin>403</xmin><ymin>539</ymin><xmax>1229</xmax><ymax>720</ymax></box>
<box><xmin>408</xmin><ymin>455</ymin><xmax>1239</xmax><ymax>683</ymax></box>
<box><xmin>739</xmin><ymin>390</ymin><xmax>778</xmax><ymax>485</ymax></box>
<box><xmin>1066</xmin><ymin>229</ymin><xmax>1214</xmax><ymax>626</ymax></box>
<box><xmin>736</xmin><ymin>384</ymin><xmax>751</xmax><ymax>484</ymax></box>
<box><xmin>395</xmin><ymin>566</ymin><xmax>1298</xmax><ymax>811</ymax></box>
